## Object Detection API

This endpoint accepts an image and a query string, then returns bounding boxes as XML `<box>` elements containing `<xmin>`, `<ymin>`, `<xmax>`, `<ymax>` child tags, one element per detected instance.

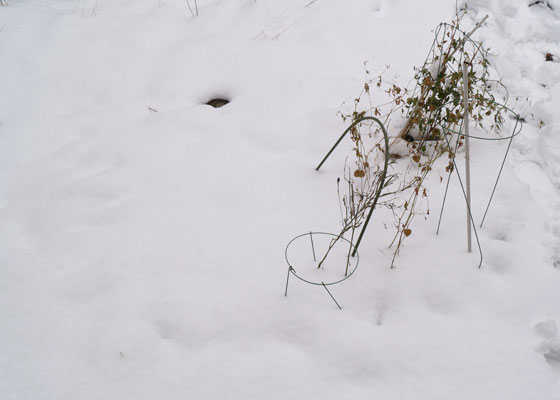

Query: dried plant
<box><xmin>321</xmin><ymin>9</ymin><xmax>510</xmax><ymax>269</ymax></box>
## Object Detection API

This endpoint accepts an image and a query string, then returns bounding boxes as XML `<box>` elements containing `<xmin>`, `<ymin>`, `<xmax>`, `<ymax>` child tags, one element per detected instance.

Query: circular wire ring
<box><xmin>285</xmin><ymin>232</ymin><xmax>359</xmax><ymax>286</ymax></box>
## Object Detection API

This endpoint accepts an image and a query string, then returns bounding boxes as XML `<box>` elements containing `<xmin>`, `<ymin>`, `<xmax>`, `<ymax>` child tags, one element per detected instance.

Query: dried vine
<box><xmin>321</xmin><ymin>9</ymin><xmax>510</xmax><ymax>269</ymax></box>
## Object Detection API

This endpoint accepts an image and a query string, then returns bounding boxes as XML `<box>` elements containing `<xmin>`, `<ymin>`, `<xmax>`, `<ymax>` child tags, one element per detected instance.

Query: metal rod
<box><xmin>480</xmin><ymin>118</ymin><xmax>519</xmax><ymax>227</ymax></box>
<box><xmin>321</xmin><ymin>282</ymin><xmax>342</xmax><ymax>310</ymax></box>
<box><xmin>463</xmin><ymin>60</ymin><xmax>472</xmax><ymax>253</ymax></box>
<box><xmin>316</xmin><ymin>117</ymin><xmax>386</xmax><ymax>171</ymax></box>
<box><xmin>466</xmin><ymin>15</ymin><xmax>489</xmax><ymax>41</ymax></box>
<box><xmin>309</xmin><ymin>231</ymin><xmax>316</xmax><ymax>262</ymax></box>
<box><xmin>351</xmin><ymin>118</ymin><xmax>389</xmax><ymax>255</ymax></box>
<box><xmin>352</xmin><ymin>201</ymin><xmax>375</xmax><ymax>257</ymax></box>
<box><xmin>437</xmin><ymin>122</ymin><xmax>463</xmax><ymax>235</ymax></box>
<box><xmin>284</xmin><ymin>267</ymin><xmax>292</xmax><ymax>296</ymax></box>
<box><xmin>442</xmin><ymin>133</ymin><xmax>483</xmax><ymax>268</ymax></box>
<box><xmin>315</xmin><ymin>126</ymin><xmax>351</xmax><ymax>170</ymax></box>
<box><xmin>345</xmin><ymin>226</ymin><xmax>355</xmax><ymax>276</ymax></box>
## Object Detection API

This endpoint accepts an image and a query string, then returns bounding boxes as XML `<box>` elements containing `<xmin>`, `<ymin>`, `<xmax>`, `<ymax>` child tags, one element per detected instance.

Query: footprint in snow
<box><xmin>535</xmin><ymin>319</ymin><xmax>560</xmax><ymax>368</ymax></box>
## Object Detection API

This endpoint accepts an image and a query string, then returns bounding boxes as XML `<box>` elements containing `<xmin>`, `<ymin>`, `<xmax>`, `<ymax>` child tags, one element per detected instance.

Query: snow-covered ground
<box><xmin>1</xmin><ymin>0</ymin><xmax>560</xmax><ymax>398</ymax></box>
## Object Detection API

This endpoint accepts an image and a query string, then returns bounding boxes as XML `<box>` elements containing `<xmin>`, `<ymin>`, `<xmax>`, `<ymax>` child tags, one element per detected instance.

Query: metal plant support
<box><xmin>284</xmin><ymin>17</ymin><xmax>523</xmax><ymax>308</ymax></box>
<box><xmin>283</xmin><ymin>117</ymin><xmax>389</xmax><ymax>309</ymax></box>
<box><xmin>284</xmin><ymin>232</ymin><xmax>360</xmax><ymax>309</ymax></box>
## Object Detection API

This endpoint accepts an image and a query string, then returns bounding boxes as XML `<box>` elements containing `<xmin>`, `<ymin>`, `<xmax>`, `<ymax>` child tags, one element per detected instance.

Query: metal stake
<box><xmin>463</xmin><ymin>59</ymin><xmax>472</xmax><ymax>253</ymax></box>
<box><xmin>309</xmin><ymin>231</ymin><xmax>316</xmax><ymax>262</ymax></box>
<box><xmin>284</xmin><ymin>267</ymin><xmax>292</xmax><ymax>296</ymax></box>
<box><xmin>321</xmin><ymin>283</ymin><xmax>342</xmax><ymax>310</ymax></box>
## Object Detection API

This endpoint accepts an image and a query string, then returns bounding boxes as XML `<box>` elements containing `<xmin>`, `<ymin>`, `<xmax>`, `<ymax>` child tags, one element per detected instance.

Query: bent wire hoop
<box><xmin>315</xmin><ymin>116</ymin><xmax>390</xmax><ymax>256</ymax></box>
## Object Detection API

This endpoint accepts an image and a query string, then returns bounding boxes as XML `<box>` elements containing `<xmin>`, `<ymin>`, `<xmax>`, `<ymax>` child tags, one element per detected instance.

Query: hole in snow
<box><xmin>205</xmin><ymin>98</ymin><xmax>230</xmax><ymax>108</ymax></box>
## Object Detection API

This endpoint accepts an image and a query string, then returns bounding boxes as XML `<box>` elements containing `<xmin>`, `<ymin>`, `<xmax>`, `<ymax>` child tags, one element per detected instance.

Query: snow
<box><xmin>1</xmin><ymin>0</ymin><xmax>559</xmax><ymax>399</ymax></box>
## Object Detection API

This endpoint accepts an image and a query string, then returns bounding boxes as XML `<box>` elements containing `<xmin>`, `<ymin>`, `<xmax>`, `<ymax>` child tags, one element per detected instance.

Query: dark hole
<box><xmin>403</xmin><ymin>134</ymin><xmax>415</xmax><ymax>143</ymax></box>
<box><xmin>206</xmin><ymin>98</ymin><xmax>230</xmax><ymax>108</ymax></box>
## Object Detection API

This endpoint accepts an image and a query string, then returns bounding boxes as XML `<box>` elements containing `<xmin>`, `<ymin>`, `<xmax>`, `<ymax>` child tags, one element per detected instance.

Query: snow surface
<box><xmin>1</xmin><ymin>0</ymin><xmax>560</xmax><ymax>399</ymax></box>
